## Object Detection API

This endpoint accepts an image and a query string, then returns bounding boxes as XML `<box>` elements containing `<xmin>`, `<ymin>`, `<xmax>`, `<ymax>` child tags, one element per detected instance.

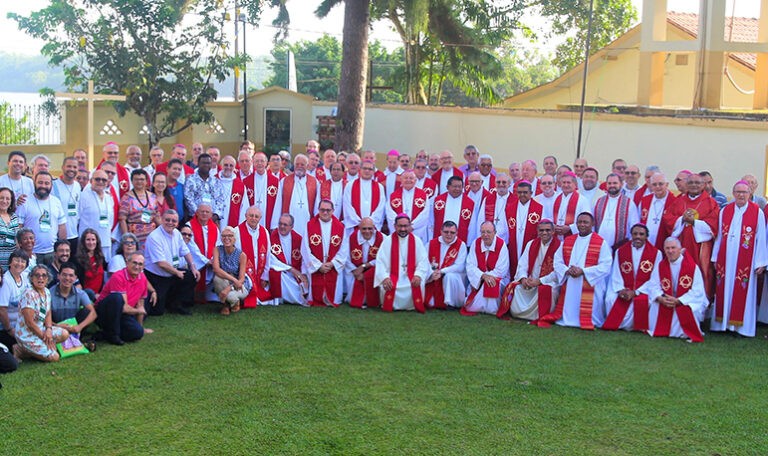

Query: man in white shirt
<box><xmin>0</xmin><ymin>151</ymin><xmax>34</xmax><ymax>207</ymax></box>
<box><xmin>621</xmin><ymin>165</ymin><xmax>642</xmax><ymax>201</ymax></box>
<box><xmin>237</xmin><ymin>150</ymin><xmax>253</xmax><ymax>181</ymax></box>
<box><xmin>144</xmin><ymin>146</ymin><xmax>164</xmax><ymax>180</ymax></box>
<box><xmin>344</xmin><ymin>153</ymin><xmax>361</xmax><ymax>182</ymax></box>
<box><xmin>144</xmin><ymin>210</ymin><xmax>200</xmax><ymax>315</ymax></box>
<box><xmin>385</xmin><ymin>170</ymin><xmax>430</xmax><ymax>245</ymax></box>
<box><xmin>52</xmin><ymin>157</ymin><xmax>82</xmax><ymax>254</ymax></box>
<box><xmin>579</xmin><ymin>167</ymin><xmax>601</xmax><ymax>207</ymax></box>
<box><xmin>16</xmin><ymin>171</ymin><xmax>67</xmax><ymax>266</ymax></box>
<box><xmin>78</xmin><ymin>169</ymin><xmax>115</xmax><ymax>262</ymax></box>
<box><xmin>476</xmin><ymin>173</ymin><xmax>511</xmax><ymax>243</ymax></box>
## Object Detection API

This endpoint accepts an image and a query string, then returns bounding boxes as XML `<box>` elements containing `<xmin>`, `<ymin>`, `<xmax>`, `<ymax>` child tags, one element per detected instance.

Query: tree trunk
<box><xmin>335</xmin><ymin>0</ymin><xmax>370</xmax><ymax>152</ymax></box>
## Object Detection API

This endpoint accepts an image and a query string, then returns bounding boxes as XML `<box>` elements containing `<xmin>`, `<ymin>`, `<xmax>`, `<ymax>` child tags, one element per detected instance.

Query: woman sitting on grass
<box><xmin>212</xmin><ymin>226</ymin><xmax>251</xmax><ymax>315</ymax></box>
<box><xmin>108</xmin><ymin>233</ymin><xmax>139</xmax><ymax>278</ymax></box>
<box><xmin>13</xmin><ymin>265</ymin><xmax>69</xmax><ymax>362</ymax></box>
<box><xmin>0</xmin><ymin>249</ymin><xmax>29</xmax><ymax>352</ymax></box>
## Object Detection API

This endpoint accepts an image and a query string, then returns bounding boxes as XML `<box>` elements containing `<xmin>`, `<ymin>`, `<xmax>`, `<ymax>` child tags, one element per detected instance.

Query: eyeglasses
<box><xmin>123</xmin><ymin>240</ymin><xmax>137</xmax><ymax>245</ymax></box>
<box><xmin>181</xmin><ymin>232</ymin><xmax>192</xmax><ymax>237</ymax></box>
<box><xmin>129</xmin><ymin>261</ymin><xmax>145</xmax><ymax>266</ymax></box>
<box><xmin>93</xmin><ymin>178</ymin><xmax>108</xmax><ymax>183</ymax></box>
<box><xmin>469</xmin><ymin>180</ymin><xmax>482</xmax><ymax>184</ymax></box>
<box><xmin>318</xmin><ymin>208</ymin><xmax>332</xmax><ymax>213</ymax></box>
<box><xmin>625</xmin><ymin>171</ymin><xmax>639</xmax><ymax>176</ymax></box>
<box><xmin>281</xmin><ymin>158</ymin><xmax>290</xmax><ymax>162</ymax></box>
<box><xmin>31</xmin><ymin>273</ymin><xmax>48</xmax><ymax>279</ymax></box>
<box><xmin>360</xmin><ymin>227</ymin><xmax>374</xmax><ymax>231</ymax></box>
<box><xmin>104</xmin><ymin>171</ymin><xmax>116</xmax><ymax>176</ymax></box>
<box><xmin>441</xmin><ymin>230</ymin><xmax>457</xmax><ymax>235</ymax></box>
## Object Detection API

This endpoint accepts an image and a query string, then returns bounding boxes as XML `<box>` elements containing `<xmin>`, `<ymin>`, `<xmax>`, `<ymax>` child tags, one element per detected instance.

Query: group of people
<box><xmin>1</xmin><ymin>139</ymin><xmax>765</xmax><ymax>378</ymax></box>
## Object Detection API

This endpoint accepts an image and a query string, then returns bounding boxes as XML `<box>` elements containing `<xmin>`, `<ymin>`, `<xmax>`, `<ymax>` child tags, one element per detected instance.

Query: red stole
<box><xmin>320</xmin><ymin>178</ymin><xmax>346</xmax><ymax>201</ymax></box>
<box><xmin>389</xmin><ymin>187</ymin><xmax>428</xmax><ymax>220</ymax></box>
<box><xmin>482</xmin><ymin>192</ymin><xmax>503</xmax><ymax>224</ymax></box>
<box><xmin>653</xmin><ymin>253</ymin><xmax>704</xmax><ymax>342</ymax></box>
<box><xmin>378</xmin><ymin>170</ymin><xmax>402</xmax><ymax>193</ymax></box>
<box><xmin>190</xmin><ymin>216</ymin><xmax>218</xmax><ymax>292</ymax></box>
<box><xmin>306</xmin><ymin>215</ymin><xmax>345</xmax><ymax>307</ymax></box>
<box><xmin>633</xmin><ymin>184</ymin><xmax>648</xmax><ymax>206</ymax></box>
<box><xmin>424</xmin><ymin>238</ymin><xmax>463</xmax><ymax>309</ymax></box>
<box><xmin>594</xmin><ymin>194</ymin><xmax>631</xmax><ymax>246</ymax></box>
<box><xmin>552</xmin><ymin>191</ymin><xmax>581</xmax><ymax>226</ymax></box>
<box><xmin>243</xmin><ymin>172</ymin><xmax>280</xmax><ymax>225</ymax></box>
<box><xmin>498</xmin><ymin>237</ymin><xmax>560</xmax><ymax>320</ymax></box>
<box><xmin>348</xmin><ymin>229</ymin><xmax>383</xmax><ymax>308</ymax></box>
<box><xmin>108</xmin><ymin>187</ymin><xmax>120</xmax><ymax>231</ymax></box>
<box><xmin>602</xmin><ymin>242</ymin><xmax>657</xmax><ymax>331</ymax></box>
<box><xmin>238</xmin><ymin>222</ymin><xmax>270</xmax><ymax>307</ymax></box>
<box><xmin>464</xmin><ymin>176</ymin><xmax>496</xmax><ymax>193</ymax></box>
<box><xmin>639</xmin><ymin>192</ymin><xmax>676</xmax><ymax>250</ymax></box>
<box><xmin>532</xmin><ymin>177</ymin><xmax>543</xmax><ymax>196</ymax></box>
<box><xmin>98</xmin><ymin>159</ymin><xmax>130</xmax><ymax>198</ymax></box>
<box><xmin>432</xmin><ymin>167</ymin><xmax>463</xmax><ymax>192</ymax></box>
<box><xmin>715</xmin><ymin>202</ymin><xmax>759</xmax><ymax>326</ymax></box>
<box><xmin>281</xmin><ymin>174</ymin><xmax>318</xmax><ymax>218</ymax></box>
<box><xmin>315</xmin><ymin>167</ymin><xmax>326</xmax><ymax>182</ymax></box>
<box><xmin>419</xmin><ymin>177</ymin><xmax>438</xmax><ymax>199</ymax></box>
<box><xmin>462</xmin><ymin>237</ymin><xmax>505</xmax><ymax>315</ymax></box>
<box><xmin>225</xmin><ymin>177</ymin><xmax>246</xmax><ymax>228</ymax></box>
<box><xmin>432</xmin><ymin>193</ymin><xmax>475</xmax><ymax>243</ymax></box>
<box><xmin>535</xmin><ymin>233</ymin><xmax>604</xmax><ymax>330</ymax></box>
<box><xmin>382</xmin><ymin>233</ymin><xmax>425</xmax><ymax>313</ymax></box>
<box><xmin>268</xmin><ymin>229</ymin><xmax>303</xmax><ymax>298</ymax></box>
<box><xmin>505</xmin><ymin>198</ymin><xmax>543</xmax><ymax>276</ymax></box>
<box><xmin>350</xmin><ymin>179</ymin><xmax>381</xmax><ymax>219</ymax></box>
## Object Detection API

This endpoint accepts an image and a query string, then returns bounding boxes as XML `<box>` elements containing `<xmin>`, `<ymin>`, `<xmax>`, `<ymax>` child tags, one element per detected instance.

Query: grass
<box><xmin>3</xmin><ymin>304</ymin><xmax>768</xmax><ymax>455</ymax></box>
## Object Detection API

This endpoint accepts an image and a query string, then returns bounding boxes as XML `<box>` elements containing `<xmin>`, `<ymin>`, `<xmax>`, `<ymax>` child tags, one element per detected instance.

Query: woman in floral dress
<box><xmin>13</xmin><ymin>265</ymin><xmax>69</xmax><ymax>362</ymax></box>
<box><xmin>118</xmin><ymin>169</ymin><xmax>158</xmax><ymax>250</ymax></box>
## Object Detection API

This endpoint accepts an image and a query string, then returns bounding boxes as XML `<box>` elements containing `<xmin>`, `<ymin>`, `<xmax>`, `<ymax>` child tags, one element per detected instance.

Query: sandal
<box><xmin>11</xmin><ymin>344</ymin><xmax>23</xmax><ymax>362</ymax></box>
<box><xmin>83</xmin><ymin>341</ymin><xmax>97</xmax><ymax>352</ymax></box>
<box><xmin>231</xmin><ymin>304</ymin><xmax>240</xmax><ymax>313</ymax></box>
<box><xmin>220</xmin><ymin>306</ymin><xmax>231</xmax><ymax>316</ymax></box>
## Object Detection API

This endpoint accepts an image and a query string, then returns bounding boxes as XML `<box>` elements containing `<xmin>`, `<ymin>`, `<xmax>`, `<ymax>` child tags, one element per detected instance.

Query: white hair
<box><xmin>478</xmin><ymin>154</ymin><xmax>493</xmax><ymax>162</ymax></box>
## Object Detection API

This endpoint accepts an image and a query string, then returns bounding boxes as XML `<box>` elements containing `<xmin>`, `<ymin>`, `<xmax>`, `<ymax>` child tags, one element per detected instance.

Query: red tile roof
<box><xmin>667</xmin><ymin>11</ymin><xmax>758</xmax><ymax>69</ymax></box>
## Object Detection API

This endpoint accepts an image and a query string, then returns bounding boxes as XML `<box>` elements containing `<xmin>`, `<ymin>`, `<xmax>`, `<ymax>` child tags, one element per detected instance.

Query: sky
<box><xmin>0</xmin><ymin>0</ymin><xmax>762</xmax><ymax>57</ymax></box>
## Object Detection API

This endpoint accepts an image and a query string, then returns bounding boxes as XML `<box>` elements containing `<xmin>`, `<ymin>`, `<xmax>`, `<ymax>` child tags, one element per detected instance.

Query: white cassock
<box><xmin>465</xmin><ymin>189</ymin><xmax>486</xmax><ymax>243</ymax></box>
<box><xmin>426</xmin><ymin>237</ymin><xmax>468</xmax><ymax>308</ymax></box>
<box><xmin>621</xmin><ymin>184</ymin><xmax>642</xmax><ymax>202</ymax></box>
<box><xmin>342</xmin><ymin>178</ymin><xmax>386</xmax><ymax>235</ymax></box>
<box><xmin>428</xmin><ymin>193</ymin><xmax>477</xmax><ymax>244</ymax></box>
<box><xmin>218</xmin><ymin>174</ymin><xmax>248</xmax><ymax>230</ymax></box>
<box><xmin>476</xmin><ymin>192</ymin><xmax>510</xmax><ymax>243</ymax></box>
<box><xmin>188</xmin><ymin>221</ymin><xmax>223</xmax><ymax>302</ymax></box>
<box><xmin>303</xmin><ymin>219</ymin><xmax>347</xmax><ymax>305</ymax></box>
<box><xmin>480</xmin><ymin>173</ymin><xmax>493</xmax><ymax>191</ymax></box>
<box><xmin>641</xmin><ymin>193</ymin><xmax>670</xmax><ymax>247</ymax></box>
<box><xmin>269</xmin><ymin>232</ymin><xmax>309</xmax><ymax>306</ymax></box>
<box><xmin>554</xmin><ymin>192</ymin><xmax>593</xmax><ymax>236</ymax></box>
<box><xmin>465</xmin><ymin>237</ymin><xmax>510</xmax><ymax>315</ymax></box>
<box><xmin>510</xmin><ymin>239</ymin><xmax>561</xmax><ymax>320</ymax></box>
<box><xmin>374</xmin><ymin>234</ymin><xmax>430</xmax><ymax>310</ymax></box>
<box><xmin>710</xmin><ymin>203</ymin><xmax>768</xmax><ymax>336</ymax></box>
<box><xmin>603</xmin><ymin>246</ymin><xmax>663</xmax><ymax>330</ymax></box>
<box><xmin>553</xmin><ymin>233</ymin><xmax>612</xmax><ymax>327</ymax></box>
<box><xmin>535</xmin><ymin>193</ymin><xmax>557</xmax><ymax>222</ymax></box>
<box><xmin>247</xmin><ymin>171</ymin><xmax>269</xmax><ymax>228</ymax></box>
<box><xmin>234</xmin><ymin>224</ymin><xmax>272</xmax><ymax>294</ymax></box>
<box><xmin>346</xmin><ymin>172</ymin><xmax>359</xmax><ymax>183</ymax></box>
<box><xmin>580</xmin><ymin>187</ymin><xmax>602</xmax><ymax>209</ymax></box>
<box><xmin>327</xmin><ymin>180</ymin><xmax>345</xmax><ymax>220</ymax></box>
<box><xmin>416</xmin><ymin>176</ymin><xmax>436</xmax><ymax>200</ymax></box>
<box><xmin>272</xmin><ymin>175</ymin><xmax>320</xmax><ymax>239</ymax></box>
<box><xmin>594</xmin><ymin>196</ymin><xmax>639</xmax><ymax>248</ymax></box>
<box><xmin>383</xmin><ymin>167</ymin><xmax>403</xmax><ymax>196</ymax></box>
<box><xmin>385</xmin><ymin>188</ymin><xmax>431</xmax><ymax>245</ymax></box>
<box><xmin>509</xmin><ymin>198</ymin><xmax>533</xmax><ymax>257</ymax></box>
<box><xmin>638</xmin><ymin>255</ymin><xmax>708</xmax><ymax>339</ymax></box>
<box><xmin>343</xmin><ymin>230</ymin><xmax>380</xmax><ymax>305</ymax></box>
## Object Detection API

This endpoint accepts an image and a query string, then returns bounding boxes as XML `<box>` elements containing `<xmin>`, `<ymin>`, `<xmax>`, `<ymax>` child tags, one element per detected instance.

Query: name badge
<box><xmin>172</xmin><ymin>256</ymin><xmax>180</xmax><ymax>268</ymax></box>
<box><xmin>40</xmin><ymin>211</ymin><xmax>51</xmax><ymax>233</ymax></box>
<box><xmin>202</xmin><ymin>194</ymin><xmax>213</xmax><ymax>205</ymax></box>
<box><xmin>99</xmin><ymin>214</ymin><xmax>109</xmax><ymax>228</ymax></box>
<box><xmin>141</xmin><ymin>209</ymin><xmax>152</xmax><ymax>224</ymax></box>
<box><xmin>67</xmin><ymin>202</ymin><xmax>77</xmax><ymax>217</ymax></box>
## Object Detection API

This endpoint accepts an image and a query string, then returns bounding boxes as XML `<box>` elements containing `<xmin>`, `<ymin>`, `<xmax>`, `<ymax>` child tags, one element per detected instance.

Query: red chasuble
<box><xmin>382</xmin><ymin>233</ymin><xmax>425</xmax><ymax>313</ymax></box>
<box><xmin>98</xmin><ymin>159</ymin><xmax>130</xmax><ymax>199</ymax></box>
<box><xmin>281</xmin><ymin>174</ymin><xmax>318</xmax><ymax>218</ymax></box>
<box><xmin>225</xmin><ymin>177</ymin><xmax>246</xmax><ymax>228</ymax></box>
<box><xmin>389</xmin><ymin>187</ymin><xmax>428</xmax><ymax>220</ymax></box>
<box><xmin>432</xmin><ymin>193</ymin><xmax>475</xmax><ymax>243</ymax></box>
<box><xmin>461</xmin><ymin>237</ymin><xmax>506</xmax><ymax>316</ymax></box>
<box><xmin>424</xmin><ymin>238</ymin><xmax>463</xmax><ymax>309</ymax></box>
<box><xmin>534</xmin><ymin>233</ymin><xmax>604</xmax><ymax>330</ymax></box>
<box><xmin>505</xmin><ymin>198</ymin><xmax>543</xmax><ymax>276</ymax></box>
<box><xmin>594</xmin><ymin>194</ymin><xmax>632</xmax><ymax>247</ymax></box>
<box><xmin>306</xmin><ymin>215</ymin><xmax>345</xmax><ymax>307</ymax></box>
<box><xmin>348</xmin><ymin>229</ymin><xmax>384</xmax><ymax>308</ymax></box>
<box><xmin>662</xmin><ymin>192</ymin><xmax>719</xmax><ymax>299</ymax></box>
<box><xmin>714</xmin><ymin>202</ymin><xmax>759</xmax><ymax>326</ymax></box>
<box><xmin>431</xmin><ymin>167</ymin><xmax>463</xmax><ymax>192</ymax></box>
<box><xmin>242</xmin><ymin>172</ymin><xmax>281</xmax><ymax>225</ymax></box>
<box><xmin>552</xmin><ymin>191</ymin><xmax>581</xmax><ymax>226</ymax></box>
<box><xmin>653</xmin><ymin>253</ymin><xmax>704</xmax><ymax>342</ymax></box>
<box><xmin>638</xmin><ymin>192</ymin><xmax>677</xmax><ymax>250</ymax></box>
<box><xmin>350</xmin><ymin>178</ymin><xmax>381</xmax><ymax>220</ymax></box>
<box><xmin>238</xmin><ymin>222</ymin><xmax>271</xmax><ymax>307</ymax></box>
<box><xmin>268</xmin><ymin>229</ymin><xmax>303</xmax><ymax>298</ymax></box>
<box><xmin>602</xmin><ymin>241</ymin><xmax>657</xmax><ymax>331</ymax></box>
<box><xmin>498</xmin><ymin>237</ymin><xmax>560</xmax><ymax>320</ymax></box>
<box><xmin>190</xmin><ymin>216</ymin><xmax>218</xmax><ymax>292</ymax></box>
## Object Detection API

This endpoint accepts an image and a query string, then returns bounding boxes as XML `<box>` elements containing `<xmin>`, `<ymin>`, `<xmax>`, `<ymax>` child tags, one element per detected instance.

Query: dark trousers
<box><xmin>0</xmin><ymin>330</ymin><xmax>15</xmax><ymax>349</ymax></box>
<box><xmin>68</xmin><ymin>236</ymin><xmax>79</xmax><ymax>257</ymax></box>
<box><xmin>145</xmin><ymin>270</ymin><xmax>196</xmax><ymax>315</ymax></box>
<box><xmin>0</xmin><ymin>345</ymin><xmax>17</xmax><ymax>375</ymax></box>
<box><xmin>95</xmin><ymin>293</ymin><xmax>144</xmax><ymax>342</ymax></box>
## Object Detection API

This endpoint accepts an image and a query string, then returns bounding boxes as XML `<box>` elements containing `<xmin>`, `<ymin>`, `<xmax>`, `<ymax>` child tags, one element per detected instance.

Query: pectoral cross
<box><xmin>256</xmin><ymin>198</ymin><xmax>263</xmax><ymax>205</ymax></box>
<box><xmin>652</xmin><ymin>216</ymin><xmax>660</xmax><ymax>224</ymax></box>
<box><xmin>401</xmin><ymin>262</ymin><xmax>408</xmax><ymax>272</ymax></box>
<box><xmin>494</xmin><ymin>216</ymin><xmax>500</xmax><ymax>224</ymax></box>
<box><xmin>297</xmin><ymin>200</ymin><xmax>305</xmax><ymax>208</ymax></box>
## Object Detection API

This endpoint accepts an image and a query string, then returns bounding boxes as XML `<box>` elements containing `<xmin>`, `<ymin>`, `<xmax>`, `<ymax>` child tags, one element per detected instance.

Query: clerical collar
<box><xmin>578</xmin><ymin>232</ymin><xmax>592</xmax><ymax>238</ymax></box>
<box><xmin>219</xmin><ymin>174</ymin><xmax>235</xmax><ymax>182</ymax></box>
<box><xmin>279</xmin><ymin>232</ymin><xmax>292</xmax><ymax>240</ymax></box>
<box><xmin>687</xmin><ymin>193</ymin><xmax>701</xmax><ymax>200</ymax></box>
<box><xmin>247</xmin><ymin>224</ymin><xmax>260</xmax><ymax>235</ymax></box>
<box><xmin>481</xmin><ymin>239</ymin><xmax>497</xmax><ymax>252</ymax></box>
<box><xmin>357</xmin><ymin>231</ymin><xmax>375</xmax><ymax>244</ymax></box>
<box><xmin>669</xmin><ymin>255</ymin><xmax>683</xmax><ymax>265</ymax></box>
<box><xmin>439</xmin><ymin>236</ymin><xmax>455</xmax><ymax>247</ymax></box>
<box><xmin>654</xmin><ymin>192</ymin><xmax>668</xmax><ymax>200</ymax></box>
<box><xmin>518</xmin><ymin>198</ymin><xmax>529</xmax><ymax>207</ymax></box>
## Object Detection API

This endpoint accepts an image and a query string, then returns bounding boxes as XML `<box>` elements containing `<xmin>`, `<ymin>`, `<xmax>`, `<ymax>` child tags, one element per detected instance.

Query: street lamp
<box><xmin>238</xmin><ymin>12</ymin><xmax>248</xmax><ymax>140</ymax></box>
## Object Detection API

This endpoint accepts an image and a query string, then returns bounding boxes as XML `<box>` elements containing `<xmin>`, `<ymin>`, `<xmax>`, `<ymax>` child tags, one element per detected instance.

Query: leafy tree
<box><xmin>492</xmin><ymin>45</ymin><xmax>560</xmax><ymax>99</ymax></box>
<box><xmin>9</xmin><ymin>0</ymin><xmax>285</xmax><ymax>148</ymax></box>
<box><xmin>0</xmin><ymin>102</ymin><xmax>37</xmax><ymax>145</ymax></box>
<box><xmin>538</xmin><ymin>0</ymin><xmax>637</xmax><ymax>73</ymax></box>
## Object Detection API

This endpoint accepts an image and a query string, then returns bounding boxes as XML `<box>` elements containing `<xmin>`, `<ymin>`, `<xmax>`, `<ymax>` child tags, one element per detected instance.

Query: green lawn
<box><xmin>3</xmin><ymin>305</ymin><xmax>767</xmax><ymax>455</ymax></box>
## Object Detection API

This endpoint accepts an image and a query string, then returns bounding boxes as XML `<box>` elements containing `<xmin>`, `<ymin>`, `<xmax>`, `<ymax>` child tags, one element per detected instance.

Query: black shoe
<box><xmin>107</xmin><ymin>336</ymin><xmax>125</xmax><ymax>346</ymax></box>
<box><xmin>176</xmin><ymin>307</ymin><xmax>192</xmax><ymax>316</ymax></box>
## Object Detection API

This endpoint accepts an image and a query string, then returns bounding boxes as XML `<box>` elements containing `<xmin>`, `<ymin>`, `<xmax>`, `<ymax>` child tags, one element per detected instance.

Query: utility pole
<box><xmin>576</xmin><ymin>0</ymin><xmax>595</xmax><ymax>159</ymax></box>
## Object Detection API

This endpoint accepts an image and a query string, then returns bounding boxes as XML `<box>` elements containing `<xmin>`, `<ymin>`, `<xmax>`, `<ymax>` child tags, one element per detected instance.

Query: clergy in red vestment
<box><xmin>464</xmin><ymin>171</ymin><xmax>490</xmax><ymax>244</ymax></box>
<box><xmin>663</xmin><ymin>172</ymin><xmax>719</xmax><ymax>300</ymax></box>
<box><xmin>342</xmin><ymin>160</ymin><xmax>386</xmax><ymax>234</ymax></box>
<box><xmin>602</xmin><ymin>224</ymin><xmax>662</xmax><ymax>331</ymax></box>
<box><xmin>477</xmin><ymin>155</ymin><xmax>496</xmax><ymax>191</ymax></box>
<box><xmin>637</xmin><ymin>172</ymin><xmax>676</xmax><ymax>250</ymax></box>
<box><xmin>217</xmin><ymin>156</ymin><xmax>247</xmax><ymax>230</ymax></box>
<box><xmin>505</xmin><ymin>180</ymin><xmax>544</xmax><ymax>278</ymax></box>
<box><xmin>710</xmin><ymin>181</ymin><xmax>768</xmax><ymax>337</ymax></box>
<box><xmin>303</xmin><ymin>200</ymin><xmax>347</xmax><ymax>307</ymax></box>
<box><xmin>235</xmin><ymin>206</ymin><xmax>272</xmax><ymax>307</ymax></box>
<box><xmin>425</xmin><ymin>221</ymin><xmax>467</xmax><ymax>309</ymax></box>
<box><xmin>535</xmin><ymin>212</ymin><xmax>612</xmax><ymax>330</ymax></box>
<box><xmin>374</xmin><ymin>213</ymin><xmax>430</xmax><ymax>312</ymax></box>
<box><xmin>553</xmin><ymin>172</ymin><xmax>592</xmax><ymax>238</ymax></box>
<box><xmin>461</xmin><ymin>221</ymin><xmax>510</xmax><ymax>316</ymax></box>
<box><xmin>432</xmin><ymin>151</ymin><xmax>464</xmax><ymax>194</ymax></box>
<box><xmin>413</xmin><ymin>158</ymin><xmax>439</xmax><ymax>200</ymax></box>
<box><xmin>321</xmin><ymin>162</ymin><xmax>347</xmax><ymax>221</ymax></box>
<box><xmin>268</xmin><ymin>213</ymin><xmax>309</xmax><ymax>306</ymax></box>
<box><xmin>242</xmin><ymin>152</ymin><xmax>278</xmax><ymax>228</ymax></box>
<box><xmin>271</xmin><ymin>154</ymin><xmax>320</xmax><ymax>238</ymax></box>
<box><xmin>307</xmin><ymin>150</ymin><xmax>326</xmax><ymax>181</ymax></box>
<box><xmin>343</xmin><ymin>218</ymin><xmax>384</xmax><ymax>308</ymax></box>
<box><xmin>636</xmin><ymin>237</ymin><xmax>707</xmax><ymax>342</ymax></box>
<box><xmin>499</xmin><ymin>221</ymin><xmax>561</xmax><ymax>321</ymax></box>
<box><xmin>430</xmin><ymin>176</ymin><xmax>476</xmax><ymax>244</ymax></box>
<box><xmin>187</xmin><ymin>203</ymin><xmax>221</xmax><ymax>301</ymax></box>
<box><xmin>96</xmin><ymin>142</ymin><xmax>131</xmax><ymax>199</ymax></box>
<box><xmin>385</xmin><ymin>170</ymin><xmax>430</xmax><ymax>244</ymax></box>
<box><xmin>593</xmin><ymin>173</ymin><xmax>639</xmax><ymax>250</ymax></box>
<box><xmin>268</xmin><ymin>154</ymin><xmax>287</xmax><ymax>180</ymax></box>
<box><xmin>362</xmin><ymin>150</ymin><xmax>386</xmax><ymax>182</ymax></box>
<box><xmin>476</xmin><ymin>173</ymin><xmax>512</xmax><ymax>242</ymax></box>
<box><xmin>379</xmin><ymin>150</ymin><xmax>404</xmax><ymax>196</ymax></box>
<box><xmin>621</xmin><ymin>165</ymin><xmax>643</xmax><ymax>202</ymax></box>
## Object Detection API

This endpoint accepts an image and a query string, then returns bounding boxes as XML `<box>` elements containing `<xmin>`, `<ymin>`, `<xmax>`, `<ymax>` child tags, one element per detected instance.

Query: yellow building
<box><xmin>504</xmin><ymin>12</ymin><xmax>762</xmax><ymax>110</ymax></box>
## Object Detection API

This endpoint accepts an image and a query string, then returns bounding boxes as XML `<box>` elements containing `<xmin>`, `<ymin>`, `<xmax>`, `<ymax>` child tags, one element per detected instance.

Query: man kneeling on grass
<box><xmin>94</xmin><ymin>252</ymin><xmax>151</xmax><ymax>345</ymax></box>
